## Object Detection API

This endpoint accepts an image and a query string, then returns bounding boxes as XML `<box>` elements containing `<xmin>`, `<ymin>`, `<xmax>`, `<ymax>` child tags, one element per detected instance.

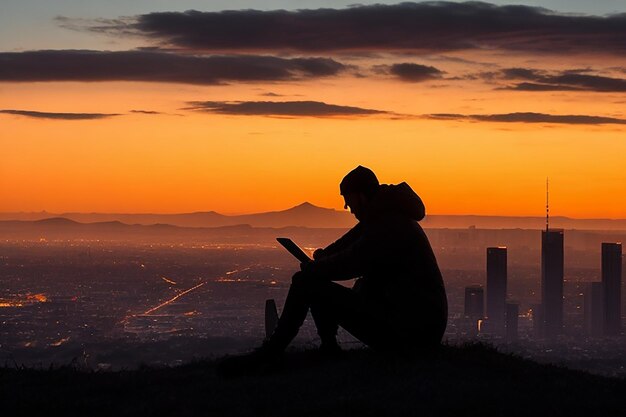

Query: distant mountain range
<box><xmin>1</xmin><ymin>202</ymin><xmax>626</xmax><ymax>230</ymax></box>
<box><xmin>0</xmin><ymin>216</ymin><xmax>344</xmax><ymax>245</ymax></box>
<box><xmin>0</xmin><ymin>202</ymin><xmax>354</xmax><ymax>229</ymax></box>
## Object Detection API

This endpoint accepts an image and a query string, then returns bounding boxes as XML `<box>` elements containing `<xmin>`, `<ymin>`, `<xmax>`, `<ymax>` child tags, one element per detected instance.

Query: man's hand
<box><xmin>300</xmin><ymin>260</ymin><xmax>315</xmax><ymax>272</ymax></box>
<box><xmin>296</xmin><ymin>261</ymin><xmax>322</xmax><ymax>282</ymax></box>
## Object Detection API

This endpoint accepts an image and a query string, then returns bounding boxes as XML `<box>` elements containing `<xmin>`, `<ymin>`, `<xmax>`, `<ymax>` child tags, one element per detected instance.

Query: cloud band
<box><xmin>84</xmin><ymin>3</ymin><xmax>626</xmax><ymax>55</ymax></box>
<box><xmin>0</xmin><ymin>50</ymin><xmax>345</xmax><ymax>84</ymax></box>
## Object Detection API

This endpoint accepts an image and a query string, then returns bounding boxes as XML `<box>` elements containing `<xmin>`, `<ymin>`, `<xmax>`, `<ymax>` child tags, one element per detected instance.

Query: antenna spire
<box><xmin>546</xmin><ymin>177</ymin><xmax>549</xmax><ymax>232</ymax></box>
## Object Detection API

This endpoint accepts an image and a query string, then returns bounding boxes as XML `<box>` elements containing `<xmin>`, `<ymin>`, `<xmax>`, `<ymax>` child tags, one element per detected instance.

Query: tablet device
<box><xmin>276</xmin><ymin>237</ymin><xmax>312</xmax><ymax>263</ymax></box>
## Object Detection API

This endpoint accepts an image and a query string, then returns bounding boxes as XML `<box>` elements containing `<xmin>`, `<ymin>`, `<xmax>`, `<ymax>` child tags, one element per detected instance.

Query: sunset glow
<box><xmin>2</xmin><ymin>1</ymin><xmax>625</xmax><ymax>218</ymax></box>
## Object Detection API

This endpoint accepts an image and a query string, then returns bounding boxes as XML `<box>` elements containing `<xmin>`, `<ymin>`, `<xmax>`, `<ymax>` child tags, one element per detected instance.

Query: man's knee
<box><xmin>291</xmin><ymin>271</ymin><xmax>320</xmax><ymax>287</ymax></box>
<box><xmin>291</xmin><ymin>271</ymin><xmax>330</xmax><ymax>296</ymax></box>
<box><xmin>291</xmin><ymin>271</ymin><xmax>308</xmax><ymax>286</ymax></box>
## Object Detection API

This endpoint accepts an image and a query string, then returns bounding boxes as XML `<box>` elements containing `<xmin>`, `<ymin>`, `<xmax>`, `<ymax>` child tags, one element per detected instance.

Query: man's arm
<box><xmin>313</xmin><ymin>222</ymin><xmax>364</xmax><ymax>260</ymax></box>
<box><xmin>306</xmin><ymin>223</ymin><xmax>380</xmax><ymax>281</ymax></box>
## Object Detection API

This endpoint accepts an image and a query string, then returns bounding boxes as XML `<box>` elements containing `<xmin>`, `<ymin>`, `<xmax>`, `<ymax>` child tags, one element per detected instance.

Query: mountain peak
<box><xmin>288</xmin><ymin>201</ymin><xmax>330</xmax><ymax>212</ymax></box>
<box><xmin>34</xmin><ymin>217</ymin><xmax>79</xmax><ymax>225</ymax></box>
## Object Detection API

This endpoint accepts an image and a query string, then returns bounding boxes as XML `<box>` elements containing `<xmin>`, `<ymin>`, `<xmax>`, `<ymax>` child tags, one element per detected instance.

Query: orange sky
<box><xmin>2</xmin><ymin>5</ymin><xmax>626</xmax><ymax>218</ymax></box>
<box><xmin>2</xmin><ymin>75</ymin><xmax>625</xmax><ymax>218</ymax></box>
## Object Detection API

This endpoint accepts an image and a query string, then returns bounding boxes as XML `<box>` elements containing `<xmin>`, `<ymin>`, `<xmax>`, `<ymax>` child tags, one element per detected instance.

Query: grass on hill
<box><xmin>2</xmin><ymin>343</ymin><xmax>625</xmax><ymax>417</ymax></box>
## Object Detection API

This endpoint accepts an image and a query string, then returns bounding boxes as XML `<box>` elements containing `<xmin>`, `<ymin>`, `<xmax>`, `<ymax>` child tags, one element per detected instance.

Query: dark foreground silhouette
<box><xmin>3</xmin><ymin>344</ymin><xmax>625</xmax><ymax>417</ymax></box>
<box><xmin>223</xmin><ymin>166</ymin><xmax>448</xmax><ymax>375</ymax></box>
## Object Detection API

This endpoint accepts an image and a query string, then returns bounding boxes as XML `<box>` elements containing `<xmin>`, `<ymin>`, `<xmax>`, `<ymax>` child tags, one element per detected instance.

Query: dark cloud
<box><xmin>389</xmin><ymin>63</ymin><xmax>443</xmax><ymax>82</ymax></box>
<box><xmin>130</xmin><ymin>110</ymin><xmax>162</xmax><ymax>114</ymax></box>
<box><xmin>501</xmin><ymin>68</ymin><xmax>545</xmax><ymax>80</ymax></box>
<box><xmin>0</xmin><ymin>109</ymin><xmax>119</xmax><ymax>120</ymax></box>
<box><xmin>540</xmin><ymin>73</ymin><xmax>626</xmax><ymax>92</ymax></box>
<box><xmin>430</xmin><ymin>55</ymin><xmax>494</xmax><ymax>67</ymax></box>
<box><xmin>477</xmin><ymin>67</ymin><xmax>626</xmax><ymax>92</ymax></box>
<box><xmin>89</xmin><ymin>3</ymin><xmax>626</xmax><ymax>55</ymax></box>
<box><xmin>506</xmin><ymin>82</ymin><xmax>582</xmax><ymax>92</ymax></box>
<box><xmin>0</xmin><ymin>50</ymin><xmax>345</xmax><ymax>84</ymax></box>
<box><xmin>185</xmin><ymin>100</ymin><xmax>386</xmax><ymax>117</ymax></box>
<box><xmin>428</xmin><ymin>112</ymin><xmax>626</xmax><ymax>125</ymax></box>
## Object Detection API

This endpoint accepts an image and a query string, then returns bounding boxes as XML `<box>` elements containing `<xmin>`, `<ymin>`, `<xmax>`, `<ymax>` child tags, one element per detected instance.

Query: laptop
<box><xmin>276</xmin><ymin>237</ymin><xmax>312</xmax><ymax>263</ymax></box>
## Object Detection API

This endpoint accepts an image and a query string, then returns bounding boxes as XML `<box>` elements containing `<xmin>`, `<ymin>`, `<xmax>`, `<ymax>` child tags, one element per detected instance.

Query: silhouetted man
<box><xmin>219</xmin><ymin>166</ymin><xmax>447</xmax><ymax>375</ymax></box>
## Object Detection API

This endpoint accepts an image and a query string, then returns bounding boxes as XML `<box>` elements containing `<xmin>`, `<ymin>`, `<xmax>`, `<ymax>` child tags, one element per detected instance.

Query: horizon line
<box><xmin>1</xmin><ymin>205</ymin><xmax>626</xmax><ymax>221</ymax></box>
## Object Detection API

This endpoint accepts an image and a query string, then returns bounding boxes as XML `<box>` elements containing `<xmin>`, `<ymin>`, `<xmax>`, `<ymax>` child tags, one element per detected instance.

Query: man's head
<box><xmin>340</xmin><ymin>166</ymin><xmax>380</xmax><ymax>220</ymax></box>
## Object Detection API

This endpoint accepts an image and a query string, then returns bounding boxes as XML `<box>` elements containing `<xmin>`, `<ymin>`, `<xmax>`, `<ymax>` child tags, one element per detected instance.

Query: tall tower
<box><xmin>602</xmin><ymin>242</ymin><xmax>622</xmax><ymax>335</ymax></box>
<box><xmin>584</xmin><ymin>282</ymin><xmax>604</xmax><ymax>337</ymax></box>
<box><xmin>464</xmin><ymin>286</ymin><xmax>484</xmax><ymax>319</ymax></box>
<box><xmin>541</xmin><ymin>179</ymin><xmax>564</xmax><ymax>338</ymax></box>
<box><xmin>506</xmin><ymin>303</ymin><xmax>519</xmax><ymax>342</ymax></box>
<box><xmin>486</xmin><ymin>247</ymin><xmax>507</xmax><ymax>334</ymax></box>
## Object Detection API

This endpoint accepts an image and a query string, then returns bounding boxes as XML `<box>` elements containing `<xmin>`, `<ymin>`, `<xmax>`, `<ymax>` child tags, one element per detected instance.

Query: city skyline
<box><xmin>2</xmin><ymin>1</ymin><xmax>626</xmax><ymax>217</ymax></box>
<box><xmin>2</xmin><ymin>229</ymin><xmax>623</xmax><ymax>369</ymax></box>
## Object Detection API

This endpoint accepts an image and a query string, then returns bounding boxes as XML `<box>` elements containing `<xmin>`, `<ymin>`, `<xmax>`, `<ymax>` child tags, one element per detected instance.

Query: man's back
<box><xmin>312</xmin><ymin>182</ymin><xmax>448</xmax><ymax>346</ymax></box>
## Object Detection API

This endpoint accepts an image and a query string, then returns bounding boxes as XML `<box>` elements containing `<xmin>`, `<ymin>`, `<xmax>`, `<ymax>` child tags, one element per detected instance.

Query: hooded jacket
<box><xmin>308</xmin><ymin>182</ymin><xmax>448</xmax><ymax>343</ymax></box>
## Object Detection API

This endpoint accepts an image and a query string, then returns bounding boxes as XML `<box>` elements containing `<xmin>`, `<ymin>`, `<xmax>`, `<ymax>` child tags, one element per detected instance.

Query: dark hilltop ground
<box><xmin>2</xmin><ymin>343</ymin><xmax>625</xmax><ymax>417</ymax></box>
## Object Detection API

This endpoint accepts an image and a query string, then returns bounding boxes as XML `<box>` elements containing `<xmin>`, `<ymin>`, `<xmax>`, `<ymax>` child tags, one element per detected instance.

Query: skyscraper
<box><xmin>541</xmin><ymin>229</ymin><xmax>564</xmax><ymax>338</ymax></box>
<box><xmin>602</xmin><ymin>242</ymin><xmax>622</xmax><ymax>335</ymax></box>
<box><xmin>506</xmin><ymin>303</ymin><xmax>519</xmax><ymax>342</ymax></box>
<box><xmin>464</xmin><ymin>286</ymin><xmax>484</xmax><ymax>319</ymax></box>
<box><xmin>486</xmin><ymin>247</ymin><xmax>507</xmax><ymax>334</ymax></box>
<box><xmin>584</xmin><ymin>282</ymin><xmax>604</xmax><ymax>337</ymax></box>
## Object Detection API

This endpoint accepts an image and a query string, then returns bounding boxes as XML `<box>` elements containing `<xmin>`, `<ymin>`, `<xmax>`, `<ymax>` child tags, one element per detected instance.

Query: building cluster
<box><xmin>464</xmin><ymin>228</ymin><xmax>622</xmax><ymax>340</ymax></box>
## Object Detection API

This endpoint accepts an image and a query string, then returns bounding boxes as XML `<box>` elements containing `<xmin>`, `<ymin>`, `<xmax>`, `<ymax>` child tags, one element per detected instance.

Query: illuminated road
<box><xmin>161</xmin><ymin>276</ymin><xmax>177</xmax><ymax>285</ymax></box>
<box><xmin>143</xmin><ymin>282</ymin><xmax>206</xmax><ymax>315</ymax></box>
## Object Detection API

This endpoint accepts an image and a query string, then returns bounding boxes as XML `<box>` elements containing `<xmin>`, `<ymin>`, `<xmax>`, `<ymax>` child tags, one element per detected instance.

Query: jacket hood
<box><xmin>363</xmin><ymin>182</ymin><xmax>425</xmax><ymax>222</ymax></box>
